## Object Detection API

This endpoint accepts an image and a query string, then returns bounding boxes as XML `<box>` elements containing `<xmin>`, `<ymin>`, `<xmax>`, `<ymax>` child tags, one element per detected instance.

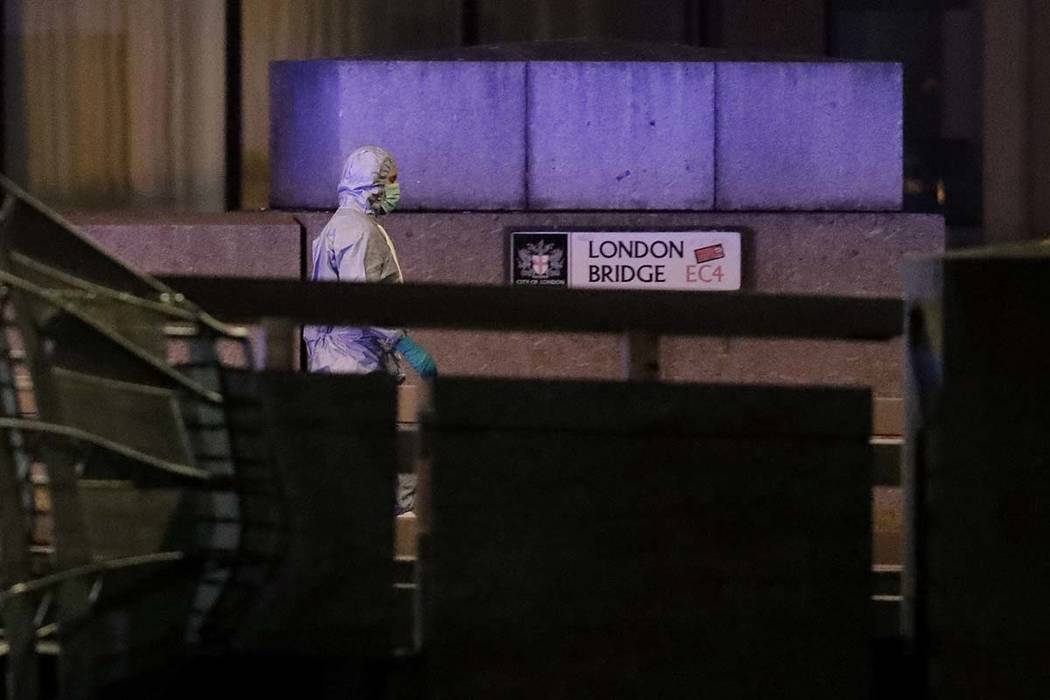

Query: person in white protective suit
<box><xmin>304</xmin><ymin>145</ymin><xmax>437</xmax><ymax>380</ymax></box>
<box><xmin>304</xmin><ymin>146</ymin><xmax>435</xmax><ymax>515</ymax></box>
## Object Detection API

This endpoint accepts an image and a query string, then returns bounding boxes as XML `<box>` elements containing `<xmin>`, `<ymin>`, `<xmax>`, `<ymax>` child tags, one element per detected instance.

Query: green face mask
<box><xmin>378</xmin><ymin>182</ymin><xmax>400</xmax><ymax>214</ymax></box>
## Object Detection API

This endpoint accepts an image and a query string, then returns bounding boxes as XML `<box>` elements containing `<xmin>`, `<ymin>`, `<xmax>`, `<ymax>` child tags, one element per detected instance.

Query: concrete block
<box><xmin>527</xmin><ymin>61</ymin><xmax>715</xmax><ymax>209</ymax></box>
<box><xmin>67</xmin><ymin>208</ymin><xmax>939</xmax><ymax>391</ymax></box>
<box><xmin>270</xmin><ymin>60</ymin><xmax>527</xmax><ymax>210</ymax></box>
<box><xmin>269</xmin><ymin>61</ymin><xmax>345</xmax><ymax>210</ymax></box>
<box><xmin>69</xmin><ymin>212</ymin><xmax>302</xmax><ymax>278</ymax></box>
<box><xmin>716</xmin><ymin>62</ymin><xmax>903</xmax><ymax>210</ymax></box>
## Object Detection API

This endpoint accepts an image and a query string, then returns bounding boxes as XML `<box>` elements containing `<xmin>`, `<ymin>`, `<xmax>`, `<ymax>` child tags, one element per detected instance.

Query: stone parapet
<box><xmin>297</xmin><ymin>210</ymin><xmax>942</xmax><ymax>395</ymax></box>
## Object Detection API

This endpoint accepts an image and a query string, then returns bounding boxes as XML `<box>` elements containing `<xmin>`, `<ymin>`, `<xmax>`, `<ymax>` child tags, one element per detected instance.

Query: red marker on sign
<box><xmin>694</xmin><ymin>244</ymin><xmax>725</xmax><ymax>264</ymax></box>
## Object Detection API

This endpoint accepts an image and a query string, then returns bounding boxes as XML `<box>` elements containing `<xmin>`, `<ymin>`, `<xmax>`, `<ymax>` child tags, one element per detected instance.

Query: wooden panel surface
<box><xmin>873</xmin><ymin>397</ymin><xmax>903</xmax><ymax>437</ymax></box>
<box><xmin>425</xmin><ymin>378</ymin><xmax>872</xmax><ymax>699</ymax></box>
<box><xmin>427</xmin><ymin>378</ymin><xmax>871</xmax><ymax>437</ymax></box>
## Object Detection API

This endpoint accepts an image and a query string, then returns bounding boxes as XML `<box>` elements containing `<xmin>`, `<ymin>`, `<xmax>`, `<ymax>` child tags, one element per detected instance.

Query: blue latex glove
<box><xmin>395</xmin><ymin>335</ymin><xmax>438</xmax><ymax>378</ymax></box>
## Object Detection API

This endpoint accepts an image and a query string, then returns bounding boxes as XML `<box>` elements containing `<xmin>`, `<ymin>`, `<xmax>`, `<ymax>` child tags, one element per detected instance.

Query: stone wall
<box><xmin>70</xmin><ymin>210</ymin><xmax>942</xmax><ymax>397</ymax></box>
<box><xmin>304</xmin><ymin>211</ymin><xmax>940</xmax><ymax>396</ymax></box>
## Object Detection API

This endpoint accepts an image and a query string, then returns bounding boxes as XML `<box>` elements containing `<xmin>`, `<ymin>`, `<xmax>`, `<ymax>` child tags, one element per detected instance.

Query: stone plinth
<box><xmin>527</xmin><ymin>61</ymin><xmax>715</xmax><ymax>209</ymax></box>
<box><xmin>269</xmin><ymin>44</ymin><xmax>902</xmax><ymax>211</ymax></box>
<box><xmin>716</xmin><ymin>62</ymin><xmax>902</xmax><ymax>210</ymax></box>
<box><xmin>270</xmin><ymin>60</ymin><xmax>527</xmax><ymax>210</ymax></box>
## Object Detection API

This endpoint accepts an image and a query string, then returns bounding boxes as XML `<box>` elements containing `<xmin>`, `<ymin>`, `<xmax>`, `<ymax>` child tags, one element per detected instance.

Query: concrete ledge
<box><xmin>65</xmin><ymin>209</ymin><xmax>939</xmax><ymax>395</ymax></box>
<box><xmin>295</xmin><ymin>211</ymin><xmax>942</xmax><ymax>296</ymax></box>
<box><xmin>68</xmin><ymin>212</ymin><xmax>303</xmax><ymax>278</ymax></box>
<box><xmin>298</xmin><ymin>210</ymin><xmax>942</xmax><ymax>395</ymax></box>
<box><xmin>69</xmin><ymin>211</ymin><xmax>303</xmax><ymax>369</ymax></box>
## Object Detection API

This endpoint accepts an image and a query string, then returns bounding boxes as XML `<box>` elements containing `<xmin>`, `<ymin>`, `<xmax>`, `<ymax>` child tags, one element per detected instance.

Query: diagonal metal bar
<box><xmin>0</xmin><ymin>269</ymin><xmax>223</xmax><ymax>403</ymax></box>
<box><xmin>9</xmin><ymin>252</ymin><xmax>201</xmax><ymax>322</ymax></box>
<box><xmin>0</xmin><ymin>418</ymin><xmax>215</xmax><ymax>484</ymax></box>
<box><xmin>0</xmin><ymin>174</ymin><xmax>244</xmax><ymax>340</ymax></box>
<box><xmin>0</xmin><ymin>552</ymin><xmax>187</xmax><ymax>604</ymax></box>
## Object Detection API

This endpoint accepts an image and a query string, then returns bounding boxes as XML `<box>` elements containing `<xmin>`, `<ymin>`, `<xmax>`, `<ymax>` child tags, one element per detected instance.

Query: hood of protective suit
<box><xmin>337</xmin><ymin>145</ymin><xmax>397</xmax><ymax>214</ymax></box>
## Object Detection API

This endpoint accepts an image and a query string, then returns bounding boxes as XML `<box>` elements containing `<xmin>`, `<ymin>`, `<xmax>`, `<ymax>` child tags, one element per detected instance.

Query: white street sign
<box><xmin>509</xmin><ymin>231</ymin><xmax>741</xmax><ymax>291</ymax></box>
<box><xmin>568</xmin><ymin>231</ymin><xmax>740</xmax><ymax>291</ymax></box>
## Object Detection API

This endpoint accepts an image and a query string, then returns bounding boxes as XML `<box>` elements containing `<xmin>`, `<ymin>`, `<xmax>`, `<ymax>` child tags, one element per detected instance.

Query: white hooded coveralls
<box><xmin>303</xmin><ymin>146</ymin><xmax>406</xmax><ymax>376</ymax></box>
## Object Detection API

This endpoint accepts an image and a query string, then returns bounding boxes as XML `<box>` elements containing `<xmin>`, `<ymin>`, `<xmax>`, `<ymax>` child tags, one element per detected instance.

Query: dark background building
<box><xmin>1</xmin><ymin>0</ymin><xmax>1046</xmax><ymax>243</ymax></box>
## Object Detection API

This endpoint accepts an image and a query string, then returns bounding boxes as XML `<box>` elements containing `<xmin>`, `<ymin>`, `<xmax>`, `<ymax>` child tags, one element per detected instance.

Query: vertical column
<box><xmin>1</xmin><ymin>0</ymin><xmax>5</xmax><ymax>172</ymax></box>
<box><xmin>1028</xmin><ymin>0</ymin><xmax>1050</xmax><ymax>238</ymax></box>
<box><xmin>2</xmin><ymin>0</ymin><xmax>28</xmax><ymax>185</ymax></box>
<box><xmin>225</xmin><ymin>0</ymin><xmax>242</xmax><ymax>212</ymax></box>
<box><xmin>262</xmin><ymin>319</ymin><xmax>297</xmax><ymax>370</ymax></box>
<box><xmin>983</xmin><ymin>0</ymin><xmax>1050</xmax><ymax>241</ymax></box>
<box><xmin>621</xmin><ymin>331</ymin><xmax>659</xmax><ymax>381</ymax></box>
<box><xmin>982</xmin><ymin>0</ymin><xmax>1030</xmax><ymax>242</ymax></box>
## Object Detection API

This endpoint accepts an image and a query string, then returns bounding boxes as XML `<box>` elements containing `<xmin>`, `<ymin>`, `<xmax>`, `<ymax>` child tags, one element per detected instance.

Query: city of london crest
<box><xmin>517</xmin><ymin>239</ymin><xmax>564</xmax><ymax>279</ymax></box>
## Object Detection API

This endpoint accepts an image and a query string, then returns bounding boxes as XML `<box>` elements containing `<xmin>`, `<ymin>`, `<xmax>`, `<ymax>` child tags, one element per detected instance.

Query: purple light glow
<box><xmin>270</xmin><ymin>58</ymin><xmax>902</xmax><ymax>212</ymax></box>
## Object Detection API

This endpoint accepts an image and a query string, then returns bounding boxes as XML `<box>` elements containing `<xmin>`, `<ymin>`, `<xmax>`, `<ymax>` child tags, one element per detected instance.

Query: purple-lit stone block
<box><xmin>527</xmin><ymin>62</ymin><xmax>715</xmax><ymax>209</ymax></box>
<box><xmin>716</xmin><ymin>62</ymin><xmax>903</xmax><ymax>210</ymax></box>
<box><xmin>271</xmin><ymin>60</ymin><xmax>527</xmax><ymax>210</ymax></box>
<box><xmin>270</xmin><ymin>62</ymin><xmax>344</xmax><ymax>210</ymax></box>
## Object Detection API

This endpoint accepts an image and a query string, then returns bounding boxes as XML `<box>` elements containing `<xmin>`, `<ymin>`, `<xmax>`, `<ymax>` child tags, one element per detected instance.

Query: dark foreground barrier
<box><xmin>1</xmin><ymin>174</ymin><xmax>899</xmax><ymax>698</ymax></box>
<box><xmin>422</xmin><ymin>379</ymin><xmax>872</xmax><ymax>698</ymax></box>
<box><xmin>221</xmin><ymin>371</ymin><xmax>397</xmax><ymax>655</ymax></box>
<box><xmin>0</xmin><ymin>178</ymin><xmax>404</xmax><ymax>699</ymax></box>
<box><xmin>904</xmin><ymin>244</ymin><xmax>1050</xmax><ymax>698</ymax></box>
<box><xmin>0</xmin><ymin>176</ymin><xmax>263</xmax><ymax>700</ymax></box>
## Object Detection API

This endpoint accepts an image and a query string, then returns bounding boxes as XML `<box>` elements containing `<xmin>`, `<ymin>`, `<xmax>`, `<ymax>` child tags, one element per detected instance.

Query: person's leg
<box><xmin>395</xmin><ymin>473</ymin><xmax>416</xmax><ymax>515</ymax></box>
